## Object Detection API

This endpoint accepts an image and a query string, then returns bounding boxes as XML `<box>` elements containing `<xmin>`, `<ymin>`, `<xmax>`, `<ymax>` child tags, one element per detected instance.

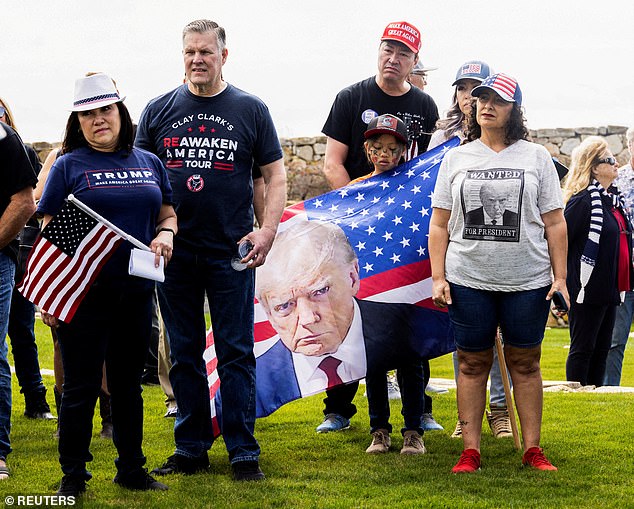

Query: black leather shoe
<box><xmin>231</xmin><ymin>461</ymin><xmax>265</xmax><ymax>481</ymax></box>
<box><xmin>151</xmin><ymin>453</ymin><xmax>210</xmax><ymax>476</ymax></box>
<box><xmin>114</xmin><ymin>469</ymin><xmax>168</xmax><ymax>491</ymax></box>
<box><xmin>57</xmin><ymin>475</ymin><xmax>86</xmax><ymax>496</ymax></box>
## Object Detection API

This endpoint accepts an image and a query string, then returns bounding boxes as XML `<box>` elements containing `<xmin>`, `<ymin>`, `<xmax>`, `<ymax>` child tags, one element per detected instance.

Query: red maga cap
<box><xmin>381</xmin><ymin>21</ymin><xmax>421</xmax><ymax>54</ymax></box>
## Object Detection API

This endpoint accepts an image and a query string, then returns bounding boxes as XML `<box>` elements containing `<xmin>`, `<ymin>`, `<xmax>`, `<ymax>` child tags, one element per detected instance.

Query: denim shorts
<box><xmin>447</xmin><ymin>282</ymin><xmax>551</xmax><ymax>351</ymax></box>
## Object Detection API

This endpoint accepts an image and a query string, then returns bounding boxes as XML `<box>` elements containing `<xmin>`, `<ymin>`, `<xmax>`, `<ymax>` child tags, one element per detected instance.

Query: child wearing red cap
<box><xmin>352</xmin><ymin>114</ymin><xmax>408</xmax><ymax>184</ymax></box>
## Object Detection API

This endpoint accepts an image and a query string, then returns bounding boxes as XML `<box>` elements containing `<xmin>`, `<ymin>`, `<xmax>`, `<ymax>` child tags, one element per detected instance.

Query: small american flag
<box><xmin>462</xmin><ymin>63</ymin><xmax>482</xmax><ymax>74</ymax></box>
<box><xmin>490</xmin><ymin>73</ymin><xmax>517</xmax><ymax>99</ymax></box>
<box><xmin>18</xmin><ymin>199</ymin><xmax>124</xmax><ymax>323</ymax></box>
<box><xmin>204</xmin><ymin>137</ymin><xmax>459</xmax><ymax>437</ymax></box>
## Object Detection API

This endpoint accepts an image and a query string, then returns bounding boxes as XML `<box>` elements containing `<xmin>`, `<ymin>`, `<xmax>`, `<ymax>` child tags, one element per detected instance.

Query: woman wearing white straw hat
<box><xmin>37</xmin><ymin>73</ymin><xmax>177</xmax><ymax>496</ymax></box>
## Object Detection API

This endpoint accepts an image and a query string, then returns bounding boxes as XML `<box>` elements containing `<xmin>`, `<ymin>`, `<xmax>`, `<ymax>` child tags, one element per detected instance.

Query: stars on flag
<box><xmin>301</xmin><ymin>143</ymin><xmax>460</xmax><ymax>277</ymax></box>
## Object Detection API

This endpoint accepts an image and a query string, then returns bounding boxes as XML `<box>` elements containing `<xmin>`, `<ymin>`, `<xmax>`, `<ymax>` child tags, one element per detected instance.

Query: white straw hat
<box><xmin>71</xmin><ymin>73</ymin><xmax>125</xmax><ymax>112</ymax></box>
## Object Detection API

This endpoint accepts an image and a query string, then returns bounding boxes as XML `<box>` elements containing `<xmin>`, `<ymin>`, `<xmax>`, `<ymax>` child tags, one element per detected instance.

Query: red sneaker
<box><xmin>522</xmin><ymin>447</ymin><xmax>558</xmax><ymax>471</ymax></box>
<box><xmin>452</xmin><ymin>448</ymin><xmax>481</xmax><ymax>473</ymax></box>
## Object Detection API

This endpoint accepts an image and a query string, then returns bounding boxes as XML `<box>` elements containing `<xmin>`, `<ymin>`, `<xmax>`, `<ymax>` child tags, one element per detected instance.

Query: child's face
<box><xmin>365</xmin><ymin>134</ymin><xmax>404</xmax><ymax>173</ymax></box>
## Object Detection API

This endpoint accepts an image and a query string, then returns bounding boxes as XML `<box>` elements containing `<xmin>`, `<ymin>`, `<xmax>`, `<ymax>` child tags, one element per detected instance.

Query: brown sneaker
<box><xmin>400</xmin><ymin>430</ymin><xmax>426</xmax><ymax>455</ymax></box>
<box><xmin>450</xmin><ymin>420</ymin><xmax>462</xmax><ymax>439</ymax></box>
<box><xmin>487</xmin><ymin>408</ymin><xmax>513</xmax><ymax>438</ymax></box>
<box><xmin>366</xmin><ymin>429</ymin><xmax>391</xmax><ymax>454</ymax></box>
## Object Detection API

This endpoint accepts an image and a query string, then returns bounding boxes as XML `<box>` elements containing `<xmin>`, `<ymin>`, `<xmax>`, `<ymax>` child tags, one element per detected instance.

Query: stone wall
<box><xmin>279</xmin><ymin>125</ymin><xmax>630</xmax><ymax>202</ymax></box>
<box><xmin>29</xmin><ymin>126</ymin><xmax>630</xmax><ymax>203</ymax></box>
<box><xmin>30</xmin><ymin>141</ymin><xmax>61</xmax><ymax>166</ymax></box>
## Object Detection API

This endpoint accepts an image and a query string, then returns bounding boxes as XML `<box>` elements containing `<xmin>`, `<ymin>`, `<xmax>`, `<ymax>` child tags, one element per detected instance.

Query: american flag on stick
<box><xmin>204</xmin><ymin>138</ymin><xmax>459</xmax><ymax>437</ymax></box>
<box><xmin>18</xmin><ymin>197</ymin><xmax>124</xmax><ymax>323</ymax></box>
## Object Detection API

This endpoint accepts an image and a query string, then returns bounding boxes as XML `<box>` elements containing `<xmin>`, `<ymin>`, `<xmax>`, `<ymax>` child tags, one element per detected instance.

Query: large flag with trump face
<box><xmin>18</xmin><ymin>199</ymin><xmax>124</xmax><ymax>323</ymax></box>
<box><xmin>204</xmin><ymin>137</ymin><xmax>459</xmax><ymax>436</ymax></box>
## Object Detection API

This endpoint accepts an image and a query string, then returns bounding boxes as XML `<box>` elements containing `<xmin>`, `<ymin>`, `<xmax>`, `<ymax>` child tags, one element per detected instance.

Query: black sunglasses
<box><xmin>0</xmin><ymin>106</ymin><xmax>5</xmax><ymax>118</ymax></box>
<box><xmin>597</xmin><ymin>156</ymin><xmax>617</xmax><ymax>166</ymax></box>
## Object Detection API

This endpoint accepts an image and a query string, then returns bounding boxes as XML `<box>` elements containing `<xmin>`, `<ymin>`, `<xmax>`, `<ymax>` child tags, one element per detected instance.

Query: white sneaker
<box><xmin>387</xmin><ymin>375</ymin><xmax>401</xmax><ymax>400</ymax></box>
<box><xmin>425</xmin><ymin>384</ymin><xmax>449</xmax><ymax>394</ymax></box>
<box><xmin>421</xmin><ymin>413</ymin><xmax>444</xmax><ymax>431</ymax></box>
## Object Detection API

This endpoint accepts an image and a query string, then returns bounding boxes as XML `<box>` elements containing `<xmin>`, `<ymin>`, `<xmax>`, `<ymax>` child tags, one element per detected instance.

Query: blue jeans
<box><xmin>158</xmin><ymin>246</ymin><xmax>259</xmax><ymax>464</ymax></box>
<box><xmin>57</xmin><ymin>279</ymin><xmax>152</xmax><ymax>480</ymax></box>
<box><xmin>0</xmin><ymin>253</ymin><xmax>15</xmax><ymax>460</ymax></box>
<box><xmin>604</xmin><ymin>291</ymin><xmax>634</xmax><ymax>386</ymax></box>
<box><xmin>448</xmin><ymin>283</ymin><xmax>550</xmax><ymax>351</ymax></box>
<box><xmin>366</xmin><ymin>360</ymin><xmax>424</xmax><ymax>436</ymax></box>
<box><xmin>8</xmin><ymin>288</ymin><xmax>45</xmax><ymax>397</ymax></box>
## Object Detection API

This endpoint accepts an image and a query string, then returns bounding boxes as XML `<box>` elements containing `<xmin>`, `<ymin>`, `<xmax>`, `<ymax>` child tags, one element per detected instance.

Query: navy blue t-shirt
<box><xmin>37</xmin><ymin>146</ymin><xmax>173</xmax><ymax>280</ymax></box>
<box><xmin>135</xmin><ymin>83</ymin><xmax>283</xmax><ymax>256</ymax></box>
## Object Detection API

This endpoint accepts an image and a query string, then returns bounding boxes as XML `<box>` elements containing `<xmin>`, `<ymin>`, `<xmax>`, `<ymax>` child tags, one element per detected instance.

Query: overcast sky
<box><xmin>2</xmin><ymin>0</ymin><xmax>632</xmax><ymax>143</ymax></box>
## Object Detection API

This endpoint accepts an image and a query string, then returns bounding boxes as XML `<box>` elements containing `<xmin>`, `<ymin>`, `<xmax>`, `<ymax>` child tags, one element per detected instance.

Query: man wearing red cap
<box><xmin>322</xmin><ymin>20</ymin><xmax>438</xmax><ymax>189</ymax></box>
<box><xmin>317</xmin><ymin>20</ymin><xmax>438</xmax><ymax>433</ymax></box>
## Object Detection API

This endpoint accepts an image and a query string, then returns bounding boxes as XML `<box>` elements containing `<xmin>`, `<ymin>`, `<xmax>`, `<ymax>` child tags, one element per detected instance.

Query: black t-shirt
<box><xmin>322</xmin><ymin>76</ymin><xmax>439</xmax><ymax>180</ymax></box>
<box><xmin>0</xmin><ymin>122</ymin><xmax>38</xmax><ymax>260</ymax></box>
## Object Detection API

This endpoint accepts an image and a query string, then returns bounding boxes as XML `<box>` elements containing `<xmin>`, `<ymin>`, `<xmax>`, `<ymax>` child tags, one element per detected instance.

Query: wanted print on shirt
<box><xmin>461</xmin><ymin>168</ymin><xmax>524</xmax><ymax>242</ymax></box>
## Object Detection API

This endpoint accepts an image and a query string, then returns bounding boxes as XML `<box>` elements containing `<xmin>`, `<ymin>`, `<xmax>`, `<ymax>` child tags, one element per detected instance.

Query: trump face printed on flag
<box><xmin>254</xmin><ymin>219</ymin><xmax>453</xmax><ymax>407</ymax></box>
<box><xmin>256</xmin><ymin>221</ymin><xmax>360</xmax><ymax>357</ymax></box>
<box><xmin>209</xmin><ymin>140</ymin><xmax>459</xmax><ymax>422</ymax></box>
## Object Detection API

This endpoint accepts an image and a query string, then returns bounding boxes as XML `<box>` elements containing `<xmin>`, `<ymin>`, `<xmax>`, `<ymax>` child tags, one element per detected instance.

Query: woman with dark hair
<box><xmin>430</xmin><ymin>73</ymin><xmax>567</xmax><ymax>473</ymax></box>
<box><xmin>563</xmin><ymin>136</ymin><xmax>632</xmax><ymax>386</ymax></box>
<box><xmin>428</xmin><ymin>61</ymin><xmax>517</xmax><ymax>441</ymax></box>
<box><xmin>428</xmin><ymin>60</ymin><xmax>491</xmax><ymax>149</ymax></box>
<box><xmin>38</xmin><ymin>73</ymin><xmax>177</xmax><ymax>496</ymax></box>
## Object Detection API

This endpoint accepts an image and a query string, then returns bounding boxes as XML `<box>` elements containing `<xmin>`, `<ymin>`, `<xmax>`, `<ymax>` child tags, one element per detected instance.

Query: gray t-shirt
<box><xmin>432</xmin><ymin>139</ymin><xmax>563</xmax><ymax>291</ymax></box>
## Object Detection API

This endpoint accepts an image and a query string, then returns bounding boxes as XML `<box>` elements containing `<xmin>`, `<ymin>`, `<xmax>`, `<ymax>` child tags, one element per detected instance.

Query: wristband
<box><xmin>157</xmin><ymin>227</ymin><xmax>175</xmax><ymax>236</ymax></box>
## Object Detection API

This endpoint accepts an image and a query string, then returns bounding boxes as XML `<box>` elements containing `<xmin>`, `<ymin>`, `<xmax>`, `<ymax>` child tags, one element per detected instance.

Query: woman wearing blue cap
<box><xmin>429</xmin><ymin>73</ymin><xmax>567</xmax><ymax>473</ymax></box>
<box><xmin>428</xmin><ymin>60</ymin><xmax>491</xmax><ymax>149</ymax></box>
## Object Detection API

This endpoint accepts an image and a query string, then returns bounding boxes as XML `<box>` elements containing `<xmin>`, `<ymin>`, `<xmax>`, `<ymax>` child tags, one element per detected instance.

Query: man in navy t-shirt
<box><xmin>135</xmin><ymin>19</ymin><xmax>287</xmax><ymax>482</ymax></box>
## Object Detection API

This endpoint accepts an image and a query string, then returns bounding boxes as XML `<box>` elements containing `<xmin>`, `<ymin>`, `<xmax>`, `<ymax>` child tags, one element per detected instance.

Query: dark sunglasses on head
<box><xmin>0</xmin><ymin>106</ymin><xmax>5</xmax><ymax>118</ymax></box>
<box><xmin>597</xmin><ymin>156</ymin><xmax>617</xmax><ymax>166</ymax></box>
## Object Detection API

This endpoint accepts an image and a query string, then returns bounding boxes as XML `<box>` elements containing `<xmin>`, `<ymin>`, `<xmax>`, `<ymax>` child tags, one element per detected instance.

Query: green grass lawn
<box><xmin>3</xmin><ymin>323</ymin><xmax>633</xmax><ymax>508</ymax></box>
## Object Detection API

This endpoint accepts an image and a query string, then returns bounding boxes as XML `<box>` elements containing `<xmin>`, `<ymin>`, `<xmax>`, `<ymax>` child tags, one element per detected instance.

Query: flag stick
<box><xmin>495</xmin><ymin>329</ymin><xmax>521</xmax><ymax>450</ymax></box>
<box><xmin>67</xmin><ymin>194</ymin><xmax>151</xmax><ymax>252</ymax></box>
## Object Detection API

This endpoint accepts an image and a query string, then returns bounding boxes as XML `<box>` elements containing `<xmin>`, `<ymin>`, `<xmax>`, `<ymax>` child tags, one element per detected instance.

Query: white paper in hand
<box><xmin>128</xmin><ymin>248</ymin><xmax>165</xmax><ymax>282</ymax></box>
